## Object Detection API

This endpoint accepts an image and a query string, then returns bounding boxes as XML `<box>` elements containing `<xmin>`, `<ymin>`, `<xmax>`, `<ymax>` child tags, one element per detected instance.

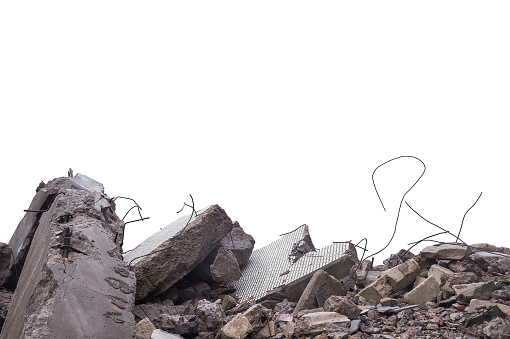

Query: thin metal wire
<box><xmin>456</xmin><ymin>192</ymin><xmax>482</xmax><ymax>242</ymax></box>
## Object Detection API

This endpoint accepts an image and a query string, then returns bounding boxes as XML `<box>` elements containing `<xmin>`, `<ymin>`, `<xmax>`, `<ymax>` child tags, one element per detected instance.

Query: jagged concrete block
<box><xmin>0</xmin><ymin>289</ymin><xmax>13</xmax><ymax>331</ymax></box>
<box><xmin>453</xmin><ymin>281</ymin><xmax>495</xmax><ymax>301</ymax></box>
<box><xmin>356</xmin><ymin>275</ymin><xmax>392</xmax><ymax>303</ymax></box>
<box><xmin>211</xmin><ymin>247</ymin><xmax>242</xmax><ymax>282</ymax></box>
<box><xmin>467</xmin><ymin>299</ymin><xmax>510</xmax><ymax>315</ymax></box>
<box><xmin>128</xmin><ymin>205</ymin><xmax>234</xmax><ymax>301</ymax></box>
<box><xmin>428</xmin><ymin>264</ymin><xmax>454</xmax><ymax>286</ymax></box>
<box><xmin>218</xmin><ymin>314</ymin><xmax>252</xmax><ymax>339</ymax></box>
<box><xmin>385</xmin><ymin>259</ymin><xmax>421</xmax><ymax>292</ymax></box>
<box><xmin>323</xmin><ymin>295</ymin><xmax>360</xmax><ymax>319</ymax></box>
<box><xmin>220</xmin><ymin>221</ymin><xmax>255</xmax><ymax>266</ymax></box>
<box><xmin>420</xmin><ymin>244</ymin><xmax>471</xmax><ymax>260</ymax></box>
<box><xmin>135</xmin><ymin>318</ymin><xmax>157</xmax><ymax>339</ymax></box>
<box><xmin>403</xmin><ymin>276</ymin><xmax>440</xmax><ymax>305</ymax></box>
<box><xmin>0</xmin><ymin>176</ymin><xmax>135</xmax><ymax>339</ymax></box>
<box><xmin>293</xmin><ymin>269</ymin><xmax>346</xmax><ymax>316</ymax></box>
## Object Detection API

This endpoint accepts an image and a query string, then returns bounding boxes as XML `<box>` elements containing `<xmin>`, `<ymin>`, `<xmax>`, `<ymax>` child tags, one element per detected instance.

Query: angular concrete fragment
<box><xmin>128</xmin><ymin>205</ymin><xmax>235</xmax><ymax>301</ymax></box>
<box><xmin>195</xmin><ymin>299</ymin><xmax>226</xmax><ymax>332</ymax></box>
<box><xmin>1</xmin><ymin>176</ymin><xmax>135</xmax><ymax>339</ymax></box>
<box><xmin>453</xmin><ymin>281</ymin><xmax>495</xmax><ymax>301</ymax></box>
<box><xmin>356</xmin><ymin>275</ymin><xmax>392</xmax><ymax>303</ymax></box>
<box><xmin>294</xmin><ymin>312</ymin><xmax>350</xmax><ymax>337</ymax></box>
<box><xmin>467</xmin><ymin>299</ymin><xmax>510</xmax><ymax>315</ymax></box>
<box><xmin>218</xmin><ymin>314</ymin><xmax>252</xmax><ymax>339</ymax></box>
<box><xmin>385</xmin><ymin>259</ymin><xmax>421</xmax><ymax>292</ymax></box>
<box><xmin>210</xmin><ymin>247</ymin><xmax>241</xmax><ymax>282</ymax></box>
<box><xmin>428</xmin><ymin>264</ymin><xmax>454</xmax><ymax>286</ymax></box>
<box><xmin>293</xmin><ymin>269</ymin><xmax>346</xmax><ymax>316</ymax></box>
<box><xmin>0</xmin><ymin>244</ymin><xmax>11</xmax><ymax>287</ymax></box>
<box><xmin>0</xmin><ymin>289</ymin><xmax>13</xmax><ymax>331</ymax></box>
<box><xmin>420</xmin><ymin>243</ymin><xmax>471</xmax><ymax>260</ymax></box>
<box><xmin>242</xmin><ymin>304</ymin><xmax>270</xmax><ymax>333</ymax></box>
<box><xmin>323</xmin><ymin>295</ymin><xmax>360</xmax><ymax>319</ymax></box>
<box><xmin>135</xmin><ymin>318</ymin><xmax>157</xmax><ymax>339</ymax></box>
<box><xmin>403</xmin><ymin>276</ymin><xmax>440</xmax><ymax>305</ymax></box>
<box><xmin>220</xmin><ymin>221</ymin><xmax>255</xmax><ymax>266</ymax></box>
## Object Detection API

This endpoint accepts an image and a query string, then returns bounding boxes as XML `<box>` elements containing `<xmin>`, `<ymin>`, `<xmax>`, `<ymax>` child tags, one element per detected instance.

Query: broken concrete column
<box><xmin>127</xmin><ymin>205</ymin><xmax>234</xmax><ymax>301</ymax></box>
<box><xmin>403</xmin><ymin>276</ymin><xmax>440</xmax><ymax>305</ymax></box>
<box><xmin>220</xmin><ymin>221</ymin><xmax>255</xmax><ymax>267</ymax></box>
<box><xmin>420</xmin><ymin>243</ymin><xmax>472</xmax><ymax>260</ymax></box>
<box><xmin>0</xmin><ymin>175</ymin><xmax>135</xmax><ymax>339</ymax></box>
<box><xmin>293</xmin><ymin>269</ymin><xmax>346</xmax><ymax>316</ymax></box>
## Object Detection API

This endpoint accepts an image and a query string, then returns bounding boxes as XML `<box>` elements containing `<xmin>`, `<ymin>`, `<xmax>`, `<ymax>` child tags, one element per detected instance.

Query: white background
<box><xmin>1</xmin><ymin>1</ymin><xmax>508</xmax><ymax>264</ymax></box>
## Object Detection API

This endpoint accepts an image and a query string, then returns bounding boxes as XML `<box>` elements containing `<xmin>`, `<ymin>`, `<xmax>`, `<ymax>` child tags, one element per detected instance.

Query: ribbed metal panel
<box><xmin>228</xmin><ymin>225</ymin><xmax>350</xmax><ymax>302</ymax></box>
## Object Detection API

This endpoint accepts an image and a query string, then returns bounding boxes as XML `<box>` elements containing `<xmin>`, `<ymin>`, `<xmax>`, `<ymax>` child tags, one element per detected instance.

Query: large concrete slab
<box><xmin>128</xmin><ymin>205</ymin><xmax>235</xmax><ymax>301</ymax></box>
<box><xmin>1</xmin><ymin>175</ymin><xmax>135</xmax><ymax>339</ymax></box>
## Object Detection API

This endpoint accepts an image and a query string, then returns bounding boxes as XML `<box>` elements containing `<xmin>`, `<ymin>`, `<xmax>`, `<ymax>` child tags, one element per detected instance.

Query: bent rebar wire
<box><xmin>456</xmin><ymin>192</ymin><xmax>482</xmax><ymax>242</ymax></box>
<box><xmin>367</xmin><ymin>156</ymin><xmax>426</xmax><ymax>260</ymax></box>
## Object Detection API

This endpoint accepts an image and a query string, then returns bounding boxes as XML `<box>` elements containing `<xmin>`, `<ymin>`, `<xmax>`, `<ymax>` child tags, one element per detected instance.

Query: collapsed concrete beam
<box><xmin>125</xmin><ymin>205</ymin><xmax>234</xmax><ymax>301</ymax></box>
<box><xmin>0</xmin><ymin>175</ymin><xmax>135</xmax><ymax>339</ymax></box>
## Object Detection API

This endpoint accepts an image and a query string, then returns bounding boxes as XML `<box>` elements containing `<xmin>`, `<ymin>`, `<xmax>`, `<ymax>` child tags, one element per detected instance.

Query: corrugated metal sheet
<box><xmin>228</xmin><ymin>224</ymin><xmax>350</xmax><ymax>302</ymax></box>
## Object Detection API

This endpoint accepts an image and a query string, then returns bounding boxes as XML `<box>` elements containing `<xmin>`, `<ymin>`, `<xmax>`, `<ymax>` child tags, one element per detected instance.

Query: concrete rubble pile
<box><xmin>1</xmin><ymin>174</ymin><xmax>510</xmax><ymax>338</ymax></box>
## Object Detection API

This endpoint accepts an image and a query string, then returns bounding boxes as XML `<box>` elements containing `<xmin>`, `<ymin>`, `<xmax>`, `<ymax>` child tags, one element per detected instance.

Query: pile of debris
<box><xmin>1</xmin><ymin>174</ymin><xmax>509</xmax><ymax>338</ymax></box>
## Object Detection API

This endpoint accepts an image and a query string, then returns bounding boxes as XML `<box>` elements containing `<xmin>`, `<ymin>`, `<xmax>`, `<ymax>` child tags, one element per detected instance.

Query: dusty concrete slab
<box><xmin>0</xmin><ymin>176</ymin><xmax>135</xmax><ymax>339</ymax></box>
<box><xmin>420</xmin><ymin>243</ymin><xmax>471</xmax><ymax>260</ymax></box>
<box><xmin>129</xmin><ymin>205</ymin><xmax>234</xmax><ymax>301</ymax></box>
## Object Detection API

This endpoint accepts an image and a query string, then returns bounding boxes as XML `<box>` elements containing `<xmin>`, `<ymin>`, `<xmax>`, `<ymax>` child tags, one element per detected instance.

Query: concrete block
<box><xmin>403</xmin><ymin>276</ymin><xmax>440</xmax><ymax>305</ymax></box>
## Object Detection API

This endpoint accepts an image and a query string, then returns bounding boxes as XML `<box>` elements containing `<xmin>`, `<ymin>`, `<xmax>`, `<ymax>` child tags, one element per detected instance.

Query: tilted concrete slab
<box><xmin>127</xmin><ymin>205</ymin><xmax>235</xmax><ymax>301</ymax></box>
<box><xmin>228</xmin><ymin>224</ymin><xmax>356</xmax><ymax>302</ymax></box>
<box><xmin>1</xmin><ymin>175</ymin><xmax>135</xmax><ymax>339</ymax></box>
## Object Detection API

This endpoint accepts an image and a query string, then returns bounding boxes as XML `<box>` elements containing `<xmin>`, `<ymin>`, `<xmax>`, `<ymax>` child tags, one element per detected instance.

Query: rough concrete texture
<box><xmin>220</xmin><ymin>221</ymin><xmax>255</xmax><ymax>267</ymax></box>
<box><xmin>356</xmin><ymin>275</ymin><xmax>393</xmax><ymax>303</ymax></box>
<box><xmin>242</xmin><ymin>304</ymin><xmax>270</xmax><ymax>333</ymax></box>
<box><xmin>218</xmin><ymin>313</ymin><xmax>252</xmax><ymax>339</ymax></box>
<box><xmin>0</xmin><ymin>244</ymin><xmax>11</xmax><ymax>287</ymax></box>
<box><xmin>135</xmin><ymin>318</ymin><xmax>157</xmax><ymax>339</ymax></box>
<box><xmin>131</xmin><ymin>205</ymin><xmax>234</xmax><ymax>301</ymax></box>
<box><xmin>210</xmin><ymin>247</ymin><xmax>242</xmax><ymax>282</ymax></box>
<box><xmin>195</xmin><ymin>299</ymin><xmax>226</xmax><ymax>332</ymax></box>
<box><xmin>0</xmin><ymin>289</ymin><xmax>12</xmax><ymax>331</ymax></box>
<box><xmin>0</xmin><ymin>175</ymin><xmax>135</xmax><ymax>339</ymax></box>
<box><xmin>294</xmin><ymin>312</ymin><xmax>350</xmax><ymax>337</ymax></box>
<box><xmin>385</xmin><ymin>259</ymin><xmax>421</xmax><ymax>292</ymax></box>
<box><xmin>482</xmin><ymin>317</ymin><xmax>510</xmax><ymax>338</ymax></box>
<box><xmin>403</xmin><ymin>276</ymin><xmax>440</xmax><ymax>305</ymax></box>
<box><xmin>323</xmin><ymin>295</ymin><xmax>360</xmax><ymax>319</ymax></box>
<box><xmin>420</xmin><ymin>243</ymin><xmax>471</xmax><ymax>260</ymax></box>
<box><xmin>453</xmin><ymin>281</ymin><xmax>495</xmax><ymax>301</ymax></box>
<box><xmin>293</xmin><ymin>269</ymin><xmax>346</xmax><ymax>316</ymax></box>
<box><xmin>467</xmin><ymin>299</ymin><xmax>510</xmax><ymax>315</ymax></box>
<box><xmin>428</xmin><ymin>264</ymin><xmax>454</xmax><ymax>286</ymax></box>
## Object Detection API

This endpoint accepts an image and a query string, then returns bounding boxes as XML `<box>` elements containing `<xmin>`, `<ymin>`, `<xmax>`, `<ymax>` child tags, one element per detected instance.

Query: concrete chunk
<box><xmin>0</xmin><ymin>176</ymin><xmax>135</xmax><ymax>339</ymax></box>
<box><xmin>420</xmin><ymin>244</ymin><xmax>471</xmax><ymax>260</ymax></box>
<box><xmin>428</xmin><ymin>264</ymin><xmax>454</xmax><ymax>286</ymax></box>
<box><xmin>0</xmin><ymin>244</ymin><xmax>11</xmax><ymax>287</ymax></box>
<box><xmin>385</xmin><ymin>259</ymin><xmax>421</xmax><ymax>292</ymax></box>
<box><xmin>293</xmin><ymin>269</ymin><xmax>346</xmax><ymax>316</ymax></box>
<box><xmin>403</xmin><ymin>276</ymin><xmax>440</xmax><ymax>305</ymax></box>
<box><xmin>453</xmin><ymin>281</ymin><xmax>495</xmax><ymax>301</ymax></box>
<box><xmin>218</xmin><ymin>314</ymin><xmax>252</xmax><ymax>339</ymax></box>
<box><xmin>129</xmin><ymin>205</ymin><xmax>234</xmax><ymax>301</ymax></box>
<box><xmin>294</xmin><ymin>312</ymin><xmax>350</xmax><ymax>337</ymax></box>
<box><xmin>356</xmin><ymin>275</ymin><xmax>392</xmax><ymax>303</ymax></box>
<box><xmin>220</xmin><ymin>221</ymin><xmax>255</xmax><ymax>266</ymax></box>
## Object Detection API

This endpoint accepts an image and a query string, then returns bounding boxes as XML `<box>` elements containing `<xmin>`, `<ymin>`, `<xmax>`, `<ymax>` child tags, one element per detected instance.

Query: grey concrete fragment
<box><xmin>0</xmin><ymin>244</ymin><xmax>11</xmax><ymax>287</ymax></box>
<box><xmin>135</xmin><ymin>318</ymin><xmax>157</xmax><ymax>339</ymax></box>
<box><xmin>218</xmin><ymin>314</ymin><xmax>252</xmax><ymax>339</ymax></box>
<box><xmin>420</xmin><ymin>243</ymin><xmax>471</xmax><ymax>260</ymax></box>
<box><xmin>323</xmin><ymin>295</ymin><xmax>360</xmax><ymax>319</ymax></box>
<box><xmin>195</xmin><ymin>299</ymin><xmax>226</xmax><ymax>332</ymax></box>
<box><xmin>293</xmin><ymin>269</ymin><xmax>346</xmax><ymax>316</ymax></box>
<box><xmin>482</xmin><ymin>317</ymin><xmax>510</xmax><ymax>338</ymax></box>
<box><xmin>130</xmin><ymin>205</ymin><xmax>234</xmax><ymax>301</ymax></box>
<box><xmin>242</xmin><ymin>304</ymin><xmax>270</xmax><ymax>333</ymax></box>
<box><xmin>1</xmin><ymin>176</ymin><xmax>135</xmax><ymax>339</ymax></box>
<box><xmin>428</xmin><ymin>264</ymin><xmax>454</xmax><ymax>286</ymax></box>
<box><xmin>356</xmin><ymin>275</ymin><xmax>392</xmax><ymax>303</ymax></box>
<box><xmin>453</xmin><ymin>281</ymin><xmax>495</xmax><ymax>301</ymax></box>
<box><xmin>210</xmin><ymin>247</ymin><xmax>242</xmax><ymax>282</ymax></box>
<box><xmin>294</xmin><ymin>312</ymin><xmax>350</xmax><ymax>337</ymax></box>
<box><xmin>0</xmin><ymin>289</ymin><xmax>13</xmax><ymax>331</ymax></box>
<box><xmin>385</xmin><ymin>259</ymin><xmax>421</xmax><ymax>292</ymax></box>
<box><xmin>220</xmin><ymin>221</ymin><xmax>255</xmax><ymax>266</ymax></box>
<box><xmin>403</xmin><ymin>276</ymin><xmax>440</xmax><ymax>305</ymax></box>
